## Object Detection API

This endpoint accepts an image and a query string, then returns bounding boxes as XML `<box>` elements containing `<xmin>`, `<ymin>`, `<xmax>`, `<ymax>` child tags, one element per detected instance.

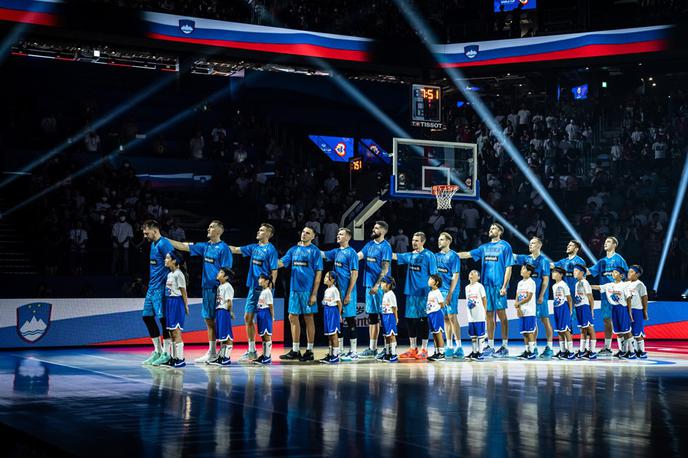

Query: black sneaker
<box><xmin>517</xmin><ymin>351</ymin><xmax>529</xmax><ymax>360</ymax></box>
<box><xmin>279</xmin><ymin>350</ymin><xmax>301</xmax><ymax>360</ymax></box>
<box><xmin>299</xmin><ymin>350</ymin><xmax>314</xmax><ymax>362</ymax></box>
<box><xmin>466</xmin><ymin>351</ymin><xmax>476</xmax><ymax>360</ymax></box>
<box><xmin>428</xmin><ymin>353</ymin><xmax>445</xmax><ymax>361</ymax></box>
<box><xmin>554</xmin><ymin>351</ymin><xmax>564</xmax><ymax>360</ymax></box>
<box><xmin>614</xmin><ymin>350</ymin><xmax>624</xmax><ymax>359</ymax></box>
<box><xmin>320</xmin><ymin>354</ymin><xmax>332</xmax><ymax>364</ymax></box>
<box><xmin>598</xmin><ymin>347</ymin><xmax>613</xmax><ymax>356</ymax></box>
<box><xmin>162</xmin><ymin>358</ymin><xmax>177</xmax><ymax>368</ymax></box>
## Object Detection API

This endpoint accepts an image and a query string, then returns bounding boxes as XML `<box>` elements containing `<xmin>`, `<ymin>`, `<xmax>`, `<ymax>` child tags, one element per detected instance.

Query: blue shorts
<box><xmin>202</xmin><ymin>288</ymin><xmax>217</xmax><ymax>320</ymax></box>
<box><xmin>536</xmin><ymin>299</ymin><xmax>550</xmax><ymax>319</ymax></box>
<box><xmin>382</xmin><ymin>313</ymin><xmax>397</xmax><ymax>337</ymax></box>
<box><xmin>553</xmin><ymin>306</ymin><xmax>572</xmax><ymax>333</ymax></box>
<box><xmin>631</xmin><ymin>309</ymin><xmax>645</xmax><ymax>337</ymax></box>
<box><xmin>245</xmin><ymin>287</ymin><xmax>262</xmax><ymax>314</ymax></box>
<box><xmin>612</xmin><ymin>305</ymin><xmax>632</xmax><ymax>334</ymax></box>
<box><xmin>600</xmin><ymin>297</ymin><xmax>612</xmax><ymax>320</ymax></box>
<box><xmin>468</xmin><ymin>321</ymin><xmax>486</xmax><ymax>338</ymax></box>
<box><xmin>520</xmin><ymin>315</ymin><xmax>537</xmax><ymax>334</ymax></box>
<box><xmin>485</xmin><ymin>286</ymin><xmax>507</xmax><ymax>312</ymax></box>
<box><xmin>365</xmin><ymin>287</ymin><xmax>383</xmax><ymax>314</ymax></box>
<box><xmin>575</xmin><ymin>304</ymin><xmax>594</xmax><ymax>328</ymax></box>
<box><xmin>164</xmin><ymin>296</ymin><xmax>186</xmax><ymax>330</ymax></box>
<box><xmin>143</xmin><ymin>287</ymin><xmax>164</xmax><ymax>318</ymax></box>
<box><xmin>215</xmin><ymin>308</ymin><xmax>234</xmax><ymax>342</ymax></box>
<box><xmin>441</xmin><ymin>290</ymin><xmax>459</xmax><ymax>315</ymax></box>
<box><xmin>256</xmin><ymin>307</ymin><xmax>273</xmax><ymax>336</ymax></box>
<box><xmin>288</xmin><ymin>291</ymin><xmax>317</xmax><ymax>315</ymax></box>
<box><xmin>340</xmin><ymin>287</ymin><xmax>358</xmax><ymax>318</ymax></box>
<box><xmin>427</xmin><ymin>310</ymin><xmax>445</xmax><ymax>334</ymax></box>
<box><xmin>324</xmin><ymin>306</ymin><xmax>341</xmax><ymax>336</ymax></box>
<box><xmin>405</xmin><ymin>295</ymin><xmax>427</xmax><ymax>318</ymax></box>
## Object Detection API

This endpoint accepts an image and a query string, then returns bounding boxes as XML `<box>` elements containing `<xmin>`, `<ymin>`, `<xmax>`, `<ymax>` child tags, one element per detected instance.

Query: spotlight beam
<box><xmin>653</xmin><ymin>152</ymin><xmax>688</xmax><ymax>292</ymax></box>
<box><xmin>392</xmin><ymin>0</ymin><xmax>597</xmax><ymax>263</ymax></box>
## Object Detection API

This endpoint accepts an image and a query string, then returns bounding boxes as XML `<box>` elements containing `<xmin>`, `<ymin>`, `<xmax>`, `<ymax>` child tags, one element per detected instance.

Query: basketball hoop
<box><xmin>432</xmin><ymin>185</ymin><xmax>459</xmax><ymax>210</ymax></box>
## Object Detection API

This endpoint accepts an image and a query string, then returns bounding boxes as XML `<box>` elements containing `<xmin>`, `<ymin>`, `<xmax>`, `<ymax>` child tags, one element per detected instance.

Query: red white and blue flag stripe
<box><xmin>0</xmin><ymin>0</ymin><xmax>61</xmax><ymax>26</ymax></box>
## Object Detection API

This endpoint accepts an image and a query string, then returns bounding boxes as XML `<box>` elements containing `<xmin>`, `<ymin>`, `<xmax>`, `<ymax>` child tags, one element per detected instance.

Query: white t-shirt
<box><xmin>599</xmin><ymin>281</ymin><xmax>630</xmax><ymax>307</ymax></box>
<box><xmin>381</xmin><ymin>290</ymin><xmax>397</xmax><ymax>314</ymax></box>
<box><xmin>215</xmin><ymin>282</ymin><xmax>234</xmax><ymax>310</ymax></box>
<box><xmin>574</xmin><ymin>279</ymin><xmax>592</xmax><ymax>307</ymax></box>
<box><xmin>257</xmin><ymin>288</ymin><xmax>273</xmax><ymax>310</ymax></box>
<box><xmin>426</xmin><ymin>289</ymin><xmax>444</xmax><ymax>314</ymax></box>
<box><xmin>552</xmin><ymin>280</ymin><xmax>571</xmax><ymax>308</ymax></box>
<box><xmin>165</xmin><ymin>269</ymin><xmax>186</xmax><ymax>297</ymax></box>
<box><xmin>322</xmin><ymin>285</ymin><xmax>341</xmax><ymax>307</ymax></box>
<box><xmin>465</xmin><ymin>282</ymin><xmax>487</xmax><ymax>323</ymax></box>
<box><xmin>626</xmin><ymin>280</ymin><xmax>647</xmax><ymax>310</ymax></box>
<box><xmin>516</xmin><ymin>278</ymin><xmax>536</xmax><ymax>317</ymax></box>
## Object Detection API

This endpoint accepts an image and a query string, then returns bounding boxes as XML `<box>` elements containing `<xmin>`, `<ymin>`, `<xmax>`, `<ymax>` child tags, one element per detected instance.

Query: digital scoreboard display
<box><xmin>411</xmin><ymin>84</ymin><xmax>443</xmax><ymax>128</ymax></box>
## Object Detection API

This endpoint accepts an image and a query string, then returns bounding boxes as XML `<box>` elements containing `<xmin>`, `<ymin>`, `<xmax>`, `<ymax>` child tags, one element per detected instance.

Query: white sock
<box><xmin>175</xmin><ymin>342</ymin><xmax>184</xmax><ymax>360</ymax></box>
<box><xmin>547</xmin><ymin>340</ymin><xmax>553</xmax><ymax>349</ymax></box>
<box><xmin>339</xmin><ymin>339</ymin><xmax>344</xmax><ymax>354</ymax></box>
<box><xmin>293</xmin><ymin>343</ymin><xmax>300</xmax><ymax>352</ymax></box>
<box><xmin>566</xmin><ymin>340</ymin><xmax>573</xmax><ymax>352</ymax></box>
<box><xmin>350</xmin><ymin>338</ymin><xmax>357</xmax><ymax>354</ymax></box>
<box><xmin>605</xmin><ymin>338</ymin><xmax>612</xmax><ymax>349</ymax></box>
<box><xmin>617</xmin><ymin>337</ymin><xmax>623</xmax><ymax>352</ymax></box>
<box><xmin>385</xmin><ymin>343</ymin><xmax>390</xmax><ymax>353</ymax></box>
<box><xmin>152</xmin><ymin>338</ymin><xmax>162</xmax><ymax>353</ymax></box>
<box><xmin>265</xmin><ymin>341</ymin><xmax>272</xmax><ymax>357</ymax></box>
<box><xmin>639</xmin><ymin>340</ymin><xmax>645</xmax><ymax>352</ymax></box>
<box><xmin>489</xmin><ymin>339</ymin><xmax>495</xmax><ymax>348</ymax></box>
<box><xmin>410</xmin><ymin>337</ymin><xmax>417</xmax><ymax>349</ymax></box>
<box><xmin>328</xmin><ymin>346</ymin><xmax>333</xmax><ymax>356</ymax></box>
<box><xmin>370</xmin><ymin>341</ymin><xmax>376</xmax><ymax>351</ymax></box>
<box><xmin>248</xmin><ymin>340</ymin><xmax>256</xmax><ymax>352</ymax></box>
<box><xmin>472</xmin><ymin>340</ymin><xmax>478</xmax><ymax>352</ymax></box>
<box><xmin>334</xmin><ymin>346</ymin><xmax>339</xmax><ymax>356</ymax></box>
<box><xmin>478</xmin><ymin>338</ymin><xmax>485</xmax><ymax>352</ymax></box>
<box><xmin>208</xmin><ymin>341</ymin><xmax>216</xmax><ymax>355</ymax></box>
<box><xmin>439</xmin><ymin>346</ymin><xmax>445</xmax><ymax>354</ymax></box>
<box><xmin>590</xmin><ymin>339</ymin><xmax>597</xmax><ymax>352</ymax></box>
<box><xmin>307</xmin><ymin>342</ymin><xmax>314</xmax><ymax>351</ymax></box>
<box><xmin>164</xmin><ymin>338</ymin><xmax>172</xmax><ymax>354</ymax></box>
<box><xmin>391</xmin><ymin>342</ymin><xmax>397</xmax><ymax>355</ymax></box>
<box><xmin>579</xmin><ymin>338</ymin><xmax>586</xmax><ymax>352</ymax></box>
<box><xmin>628</xmin><ymin>337</ymin><xmax>637</xmax><ymax>351</ymax></box>
<box><xmin>219</xmin><ymin>344</ymin><xmax>226</xmax><ymax>358</ymax></box>
<box><xmin>422</xmin><ymin>339</ymin><xmax>429</xmax><ymax>350</ymax></box>
<box><xmin>502</xmin><ymin>339</ymin><xmax>508</xmax><ymax>349</ymax></box>
<box><xmin>559</xmin><ymin>340</ymin><xmax>565</xmax><ymax>351</ymax></box>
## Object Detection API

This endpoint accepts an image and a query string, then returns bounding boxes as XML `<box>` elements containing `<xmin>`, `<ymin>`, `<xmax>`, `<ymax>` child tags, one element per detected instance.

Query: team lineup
<box><xmin>138</xmin><ymin>217</ymin><xmax>650</xmax><ymax>367</ymax></box>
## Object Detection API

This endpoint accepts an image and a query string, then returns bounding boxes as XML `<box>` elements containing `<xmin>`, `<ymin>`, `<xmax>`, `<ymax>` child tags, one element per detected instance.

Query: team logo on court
<box><xmin>334</xmin><ymin>142</ymin><xmax>347</xmax><ymax>157</ymax></box>
<box><xmin>16</xmin><ymin>303</ymin><xmax>52</xmax><ymax>343</ymax></box>
<box><xmin>464</xmin><ymin>45</ymin><xmax>479</xmax><ymax>59</ymax></box>
<box><xmin>179</xmin><ymin>19</ymin><xmax>195</xmax><ymax>34</ymax></box>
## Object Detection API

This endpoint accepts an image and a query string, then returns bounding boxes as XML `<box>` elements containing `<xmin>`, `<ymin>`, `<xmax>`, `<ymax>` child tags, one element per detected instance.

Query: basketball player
<box><xmin>435</xmin><ymin>232</ymin><xmax>462</xmax><ymax>358</ymax></box>
<box><xmin>357</xmin><ymin>221</ymin><xmax>392</xmax><ymax>358</ymax></box>
<box><xmin>278</xmin><ymin>225</ymin><xmax>323</xmax><ymax>362</ymax></box>
<box><xmin>141</xmin><ymin>220</ymin><xmax>175</xmax><ymax>365</ymax></box>
<box><xmin>394</xmin><ymin>232</ymin><xmax>438</xmax><ymax>360</ymax></box>
<box><xmin>587</xmin><ymin>236</ymin><xmax>628</xmax><ymax>355</ymax></box>
<box><xmin>169</xmin><ymin>220</ymin><xmax>233</xmax><ymax>364</ymax></box>
<box><xmin>458</xmin><ymin>223</ymin><xmax>513</xmax><ymax>357</ymax></box>
<box><xmin>229</xmin><ymin>223</ymin><xmax>279</xmax><ymax>360</ymax></box>
<box><xmin>513</xmin><ymin>236</ymin><xmax>551</xmax><ymax>357</ymax></box>
<box><xmin>322</xmin><ymin>228</ymin><xmax>360</xmax><ymax>360</ymax></box>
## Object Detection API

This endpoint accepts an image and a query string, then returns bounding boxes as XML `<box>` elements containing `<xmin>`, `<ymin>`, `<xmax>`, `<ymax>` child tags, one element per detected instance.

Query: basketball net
<box><xmin>432</xmin><ymin>185</ymin><xmax>459</xmax><ymax>210</ymax></box>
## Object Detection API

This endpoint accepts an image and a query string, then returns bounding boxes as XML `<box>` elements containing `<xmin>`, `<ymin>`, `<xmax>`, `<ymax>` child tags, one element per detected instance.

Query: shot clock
<box><xmin>411</xmin><ymin>84</ymin><xmax>444</xmax><ymax>129</ymax></box>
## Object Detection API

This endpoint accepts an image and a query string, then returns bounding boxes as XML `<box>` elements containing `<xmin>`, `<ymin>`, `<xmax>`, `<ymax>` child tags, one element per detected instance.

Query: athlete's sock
<box><xmin>478</xmin><ymin>338</ymin><xmax>485</xmax><ymax>352</ymax></box>
<box><xmin>547</xmin><ymin>340</ymin><xmax>553</xmax><ymax>349</ymax></box>
<box><xmin>559</xmin><ymin>340</ymin><xmax>565</xmax><ymax>352</ymax></box>
<box><xmin>152</xmin><ymin>338</ymin><xmax>162</xmax><ymax>353</ymax></box>
<box><xmin>528</xmin><ymin>342</ymin><xmax>536</xmax><ymax>353</ymax></box>
<box><xmin>591</xmin><ymin>339</ymin><xmax>597</xmax><ymax>352</ymax></box>
<box><xmin>350</xmin><ymin>338</ymin><xmax>357</xmax><ymax>354</ymax></box>
<box><xmin>421</xmin><ymin>339</ymin><xmax>429</xmax><ymax>351</ymax></box>
<box><xmin>328</xmin><ymin>346</ymin><xmax>333</xmax><ymax>356</ymax></box>
<box><xmin>455</xmin><ymin>337</ymin><xmax>462</xmax><ymax>352</ymax></box>
<box><xmin>248</xmin><ymin>340</ymin><xmax>256</xmax><ymax>353</ymax></box>
<box><xmin>370</xmin><ymin>341</ymin><xmax>377</xmax><ymax>351</ymax></box>
<box><xmin>339</xmin><ymin>340</ymin><xmax>344</xmax><ymax>354</ymax></box>
<box><xmin>333</xmin><ymin>346</ymin><xmax>339</xmax><ymax>357</ymax></box>
<box><xmin>605</xmin><ymin>338</ymin><xmax>612</xmax><ymax>350</ymax></box>
<box><xmin>638</xmin><ymin>340</ymin><xmax>645</xmax><ymax>352</ymax></box>
<box><xmin>502</xmin><ymin>339</ymin><xmax>508</xmax><ymax>349</ymax></box>
<box><xmin>292</xmin><ymin>343</ymin><xmax>300</xmax><ymax>352</ymax></box>
<box><xmin>579</xmin><ymin>338</ymin><xmax>586</xmax><ymax>352</ymax></box>
<box><xmin>617</xmin><ymin>337</ymin><xmax>623</xmax><ymax>352</ymax></box>
<box><xmin>208</xmin><ymin>341</ymin><xmax>216</xmax><ymax>355</ymax></box>
<box><xmin>175</xmin><ymin>342</ymin><xmax>184</xmax><ymax>360</ymax></box>
<box><xmin>307</xmin><ymin>342</ymin><xmax>314</xmax><ymax>351</ymax></box>
<box><xmin>438</xmin><ymin>346</ymin><xmax>445</xmax><ymax>355</ymax></box>
<box><xmin>265</xmin><ymin>341</ymin><xmax>272</xmax><ymax>357</ymax></box>
<box><xmin>472</xmin><ymin>340</ymin><xmax>478</xmax><ymax>352</ymax></box>
<box><xmin>164</xmin><ymin>338</ymin><xmax>172</xmax><ymax>354</ymax></box>
<box><xmin>628</xmin><ymin>337</ymin><xmax>637</xmax><ymax>352</ymax></box>
<box><xmin>410</xmin><ymin>337</ymin><xmax>417</xmax><ymax>349</ymax></box>
<box><xmin>391</xmin><ymin>342</ymin><xmax>397</xmax><ymax>356</ymax></box>
<box><xmin>566</xmin><ymin>340</ymin><xmax>573</xmax><ymax>352</ymax></box>
<box><xmin>488</xmin><ymin>339</ymin><xmax>495</xmax><ymax>349</ymax></box>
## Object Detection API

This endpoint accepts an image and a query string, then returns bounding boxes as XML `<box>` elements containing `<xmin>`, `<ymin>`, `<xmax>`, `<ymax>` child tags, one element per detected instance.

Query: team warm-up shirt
<box><xmin>554</xmin><ymin>255</ymin><xmax>587</xmax><ymax>294</ymax></box>
<box><xmin>240</xmin><ymin>242</ymin><xmax>278</xmax><ymax>288</ymax></box>
<box><xmin>396</xmin><ymin>249</ymin><xmax>438</xmax><ymax>297</ymax></box>
<box><xmin>189</xmin><ymin>241</ymin><xmax>233</xmax><ymax>289</ymax></box>
<box><xmin>552</xmin><ymin>280</ymin><xmax>571</xmax><ymax>308</ymax></box>
<box><xmin>435</xmin><ymin>250</ymin><xmax>461</xmax><ymax>298</ymax></box>
<box><xmin>574</xmin><ymin>279</ymin><xmax>593</xmax><ymax>307</ymax></box>
<box><xmin>323</xmin><ymin>286</ymin><xmax>341</xmax><ymax>307</ymax></box>
<box><xmin>257</xmin><ymin>288</ymin><xmax>273</xmax><ymax>310</ymax></box>
<box><xmin>280</xmin><ymin>244</ymin><xmax>323</xmax><ymax>292</ymax></box>
<box><xmin>149</xmin><ymin>236</ymin><xmax>174</xmax><ymax>289</ymax></box>
<box><xmin>465</xmin><ymin>282</ymin><xmax>487</xmax><ymax>322</ymax></box>
<box><xmin>426</xmin><ymin>289</ymin><xmax>444</xmax><ymax>314</ymax></box>
<box><xmin>588</xmin><ymin>253</ymin><xmax>628</xmax><ymax>290</ymax></box>
<box><xmin>513</xmin><ymin>253</ymin><xmax>550</xmax><ymax>302</ymax></box>
<box><xmin>627</xmin><ymin>280</ymin><xmax>648</xmax><ymax>310</ymax></box>
<box><xmin>599</xmin><ymin>281</ymin><xmax>630</xmax><ymax>307</ymax></box>
<box><xmin>470</xmin><ymin>240</ymin><xmax>513</xmax><ymax>287</ymax></box>
<box><xmin>360</xmin><ymin>240</ymin><xmax>393</xmax><ymax>288</ymax></box>
<box><xmin>516</xmin><ymin>278</ymin><xmax>536</xmax><ymax>317</ymax></box>
<box><xmin>165</xmin><ymin>269</ymin><xmax>186</xmax><ymax>297</ymax></box>
<box><xmin>215</xmin><ymin>282</ymin><xmax>234</xmax><ymax>310</ymax></box>
<box><xmin>324</xmin><ymin>246</ymin><xmax>359</xmax><ymax>294</ymax></box>
<box><xmin>381</xmin><ymin>290</ymin><xmax>398</xmax><ymax>314</ymax></box>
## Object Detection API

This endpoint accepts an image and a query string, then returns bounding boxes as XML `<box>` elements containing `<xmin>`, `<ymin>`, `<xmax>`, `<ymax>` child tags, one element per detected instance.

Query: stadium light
<box><xmin>392</xmin><ymin>0</ymin><xmax>597</xmax><ymax>263</ymax></box>
<box><xmin>653</xmin><ymin>152</ymin><xmax>688</xmax><ymax>292</ymax></box>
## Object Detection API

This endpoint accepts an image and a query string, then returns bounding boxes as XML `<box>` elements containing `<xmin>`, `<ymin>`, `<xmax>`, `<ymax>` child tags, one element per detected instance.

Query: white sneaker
<box><xmin>239</xmin><ymin>350</ymin><xmax>258</xmax><ymax>361</ymax></box>
<box><xmin>194</xmin><ymin>351</ymin><xmax>215</xmax><ymax>364</ymax></box>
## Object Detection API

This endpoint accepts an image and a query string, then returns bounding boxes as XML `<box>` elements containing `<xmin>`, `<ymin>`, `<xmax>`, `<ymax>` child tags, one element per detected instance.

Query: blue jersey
<box><xmin>588</xmin><ymin>253</ymin><xmax>628</xmax><ymax>287</ymax></box>
<box><xmin>513</xmin><ymin>253</ymin><xmax>551</xmax><ymax>302</ymax></box>
<box><xmin>470</xmin><ymin>240</ymin><xmax>513</xmax><ymax>287</ymax></box>
<box><xmin>324</xmin><ymin>246</ymin><xmax>359</xmax><ymax>292</ymax></box>
<box><xmin>435</xmin><ymin>250</ymin><xmax>461</xmax><ymax>296</ymax></box>
<box><xmin>280</xmin><ymin>244</ymin><xmax>323</xmax><ymax>293</ymax></box>
<box><xmin>554</xmin><ymin>255</ymin><xmax>587</xmax><ymax>294</ymax></box>
<box><xmin>240</xmin><ymin>242</ymin><xmax>278</xmax><ymax>288</ymax></box>
<box><xmin>396</xmin><ymin>249</ymin><xmax>438</xmax><ymax>297</ymax></box>
<box><xmin>189</xmin><ymin>241</ymin><xmax>233</xmax><ymax>289</ymax></box>
<box><xmin>360</xmin><ymin>240</ymin><xmax>393</xmax><ymax>287</ymax></box>
<box><xmin>149</xmin><ymin>236</ymin><xmax>174</xmax><ymax>289</ymax></box>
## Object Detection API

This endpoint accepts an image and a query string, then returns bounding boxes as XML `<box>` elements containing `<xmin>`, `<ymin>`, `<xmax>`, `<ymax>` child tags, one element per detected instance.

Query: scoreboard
<box><xmin>411</xmin><ymin>84</ymin><xmax>444</xmax><ymax>129</ymax></box>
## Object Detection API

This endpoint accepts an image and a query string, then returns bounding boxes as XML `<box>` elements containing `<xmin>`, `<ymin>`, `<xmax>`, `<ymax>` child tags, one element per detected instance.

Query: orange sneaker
<box><xmin>399</xmin><ymin>348</ymin><xmax>418</xmax><ymax>359</ymax></box>
<box><xmin>417</xmin><ymin>349</ymin><xmax>428</xmax><ymax>360</ymax></box>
